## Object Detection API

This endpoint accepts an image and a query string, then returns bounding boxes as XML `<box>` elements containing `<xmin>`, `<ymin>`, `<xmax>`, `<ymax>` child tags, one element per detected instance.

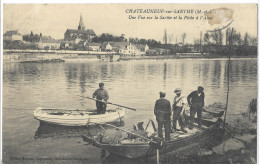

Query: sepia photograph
<box><xmin>1</xmin><ymin>2</ymin><xmax>258</xmax><ymax>164</ymax></box>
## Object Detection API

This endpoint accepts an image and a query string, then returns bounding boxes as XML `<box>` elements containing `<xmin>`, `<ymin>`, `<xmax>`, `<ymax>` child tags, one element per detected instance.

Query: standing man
<box><xmin>172</xmin><ymin>88</ymin><xmax>187</xmax><ymax>133</ymax></box>
<box><xmin>154</xmin><ymin>92</ymin><xmax>171</xmax><ymax>141</ymax></box>
<box><xmin>187</xmin><ymin>86</ymin><xmax>205</xmax><ymax>129</ymax></box>
<box><xmin>93</xmin><ymin>83</ymin><xmax>109</xmax><ymax>114</ymax></box>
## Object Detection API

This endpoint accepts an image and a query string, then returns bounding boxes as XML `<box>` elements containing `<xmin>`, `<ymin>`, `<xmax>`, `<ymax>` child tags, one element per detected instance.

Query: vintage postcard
<box><xmin>2</xmin><ymin>3</ymin><xmax>257</xmax><ymax>164</ymax></box>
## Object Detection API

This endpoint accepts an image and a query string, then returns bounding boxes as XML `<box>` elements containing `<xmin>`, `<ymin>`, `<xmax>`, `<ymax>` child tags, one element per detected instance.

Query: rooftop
<box><xmin>65</xmin><ymin>29</ymin><xmax>96</xmax><ymax>36</ymax></box>
<box><xmin>4</xmin><ymin>30</ymin><xmax>21</xmax><ymax>36</ymax></box>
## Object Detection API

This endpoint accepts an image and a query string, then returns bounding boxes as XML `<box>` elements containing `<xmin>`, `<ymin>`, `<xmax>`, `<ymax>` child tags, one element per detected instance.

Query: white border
<box><xmin>1</xmin><ymin>0</ymin><xmax>259</xmax><ymax>163</ymax></box>
<box><xmin>1</xmin><ymin>0</ymin><xmax>259</xmax><ymax>3</ymax></box>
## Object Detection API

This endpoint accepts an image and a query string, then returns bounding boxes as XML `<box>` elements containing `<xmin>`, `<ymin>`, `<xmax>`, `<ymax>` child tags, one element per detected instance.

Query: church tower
<box><xmin>78</xmin><ymin>14</ymin><xmax>85</xmax><ymax>30</ymax></box>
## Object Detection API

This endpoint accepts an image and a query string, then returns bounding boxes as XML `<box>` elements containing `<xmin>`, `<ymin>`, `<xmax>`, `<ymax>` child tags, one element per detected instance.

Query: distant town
<box><xmin>3</xmin><ymin>14</ymin><xmax>257</xmax><ymax>57</ymax></box>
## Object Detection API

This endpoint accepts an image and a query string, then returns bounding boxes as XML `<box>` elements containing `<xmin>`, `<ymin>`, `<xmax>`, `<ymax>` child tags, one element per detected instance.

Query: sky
<box><xmin>3</xmin><ymin>4</ymin><xmax>258</xmax><ymax>43</ymax></box>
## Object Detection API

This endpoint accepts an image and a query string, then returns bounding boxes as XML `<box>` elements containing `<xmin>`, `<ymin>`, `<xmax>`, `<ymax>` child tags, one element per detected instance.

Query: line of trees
<box><xmin>128</xmin><ymin>37</ymin><xmax>162</xmax><ymax>48</ymax></box>
<box><xmin>92</xmin><ymin>33</ymin><xmax>127</xmax><ymax>43</ymax></box>
<box><xmin>196</xmin><ymin>27</ymin><xmax>257</xmax><ymax>56</ymax></box>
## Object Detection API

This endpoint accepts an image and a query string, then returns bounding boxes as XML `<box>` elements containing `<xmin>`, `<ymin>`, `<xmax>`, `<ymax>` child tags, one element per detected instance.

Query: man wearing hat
<box><xmin>154</xmin><ymin>92</ymin><xmax>171</xmax><ymax>141</ymax></box>
<box><xmin>187</xmin><ymin>86</ymin><xmax>205</xmax><ymax>129</ymax></box>
<box><xmin>93</xmin><ymin>83</ymin><xmax>109</xmax><ymax>114</ymax></box>
<box><xmin>172</xmin><ymin>88</ymin><xmax>187</xmax><ymax>133</ymax></box>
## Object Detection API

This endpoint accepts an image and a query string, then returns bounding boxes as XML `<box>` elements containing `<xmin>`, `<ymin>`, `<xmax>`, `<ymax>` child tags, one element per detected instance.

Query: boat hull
<box><xmin>82</xmin><ymin>117</ymin><xmax>224</xmax><ymax>158</ymax></box>
<box><xmin>33</xmin><ymin>107</ymin><xmax>125</xmax><ymax>127</ymax></box>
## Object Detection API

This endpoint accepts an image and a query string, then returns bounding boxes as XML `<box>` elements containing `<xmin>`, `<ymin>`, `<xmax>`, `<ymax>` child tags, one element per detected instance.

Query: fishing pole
<box><xmin>84</xmin><ymin>96</ymin><xmax>137</xmax><ymax>111</ymax></box>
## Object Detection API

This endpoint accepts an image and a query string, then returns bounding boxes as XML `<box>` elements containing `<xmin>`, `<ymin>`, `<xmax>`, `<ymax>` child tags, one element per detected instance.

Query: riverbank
<box><xmin>3</xmin><ymin>52</ymin><xmax>257</xmax><ymax>63</ymax></box>
<box><xmin>120</xmin><ymin>54</ymin><xmax>257</xmax><ymax>61</ymax></box>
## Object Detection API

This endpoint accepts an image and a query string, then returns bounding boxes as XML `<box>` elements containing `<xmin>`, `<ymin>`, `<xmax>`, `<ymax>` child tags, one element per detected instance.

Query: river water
<box><xmin>2</xmin><ymin>58</ymin><xmax>257</xmax><ymax>163</ymax></box>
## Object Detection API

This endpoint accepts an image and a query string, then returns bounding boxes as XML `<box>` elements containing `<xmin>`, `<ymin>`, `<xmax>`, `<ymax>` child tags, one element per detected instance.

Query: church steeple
<box><xmin>78</xmin><ymin>13</ymin><xmax>85</xmax><ymax>30</ymax></box>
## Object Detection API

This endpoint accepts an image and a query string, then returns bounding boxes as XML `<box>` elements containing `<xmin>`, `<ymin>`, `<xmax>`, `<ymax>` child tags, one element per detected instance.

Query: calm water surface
<box><xmin>2</xmin><ymin>59</ymin><xmax>257</xmax><ymax>163</ymax></box>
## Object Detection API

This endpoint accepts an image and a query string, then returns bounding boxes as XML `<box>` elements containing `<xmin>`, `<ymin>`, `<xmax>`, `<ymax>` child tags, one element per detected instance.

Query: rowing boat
<box><xmin>33</xmin><ymin>107</ymin><xmax>125</xmax><ymax>126</ymax></box>
<box><xmin>81</xmin><ymin>111</ymin><xmax>224</xmax><ymax>159</ymax></box>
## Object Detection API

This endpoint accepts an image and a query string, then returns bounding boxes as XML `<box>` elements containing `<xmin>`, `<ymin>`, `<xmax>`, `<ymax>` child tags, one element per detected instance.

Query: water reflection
<box><xmin>34</xmin><ymin>122</ymin><xmax>88</xmax><ymax>139</ymax></box>
<box><xmin>34</xmin><ymin>121</ymin><xmax>125</xmax><ymax>140</ymax></box>
<box><xmin>2</xmin><ymin>59</ymin><xmax>258</xmax><ymax>164</ymax></box>
<box><xmin>3</xmin><ymin>59</ymin><xmax>257</xmax><ymax>115</ymax></box>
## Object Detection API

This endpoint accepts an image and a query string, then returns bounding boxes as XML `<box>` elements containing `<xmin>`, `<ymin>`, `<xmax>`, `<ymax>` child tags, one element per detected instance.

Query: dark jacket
<box><xmin>93</xmin><ymin>88</ymin><xmax>109</xmax><ymax>101</ymax></box>
<box><xmin>187</xmin><ymin>91</ymin><xmax>205</xmax><ymax>108</ymax></box>
<box><xmin>154</xmin><ymin>98</ymin><xmax>171</xmax><ymax>122</ymax></box>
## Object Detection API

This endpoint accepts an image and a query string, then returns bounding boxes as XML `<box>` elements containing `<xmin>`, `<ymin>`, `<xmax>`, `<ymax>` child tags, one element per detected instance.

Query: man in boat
<box><xmin>92</xmin><ymin>83</ymin><xmax>109</xmax><ymax>114</ymax></box>
<box><xmin>187</xmin><ymin>86</ymin><xmax>205</xmax><ymax>129</ymax></box>
<box><xmin>154</xmin><ymin>92</ymin><xmax>171</xmax><ymax>141</ymax></box>
<box><xmin>172</xmin><ymin>88</ymin><xmax>187</xmax><ymax>133</ymax></box>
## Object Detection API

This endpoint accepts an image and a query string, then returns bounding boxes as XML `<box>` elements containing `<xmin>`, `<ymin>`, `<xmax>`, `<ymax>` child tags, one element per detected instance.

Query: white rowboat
<box><xmin>33</xmin><ymin>107</ymin><xmax>125</xmax><ymax>126</ymax></box>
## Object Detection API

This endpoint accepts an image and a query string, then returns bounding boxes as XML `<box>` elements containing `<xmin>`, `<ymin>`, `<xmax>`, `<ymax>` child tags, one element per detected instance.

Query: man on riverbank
<box><xmin>154</xmin><ymin>92</ymin><xmax>171</xmax><ymax>141</ymax></box>
<box><xmin>93</xmin><ymin>83</ymin><xmax>109</xmax><ymax>114</ymax></box>
<box><xmin>187</xmin><ymin>86</ymin><xmax>205</xmax><ymax>129</ymax></box>
<box><xmin>172</xmin><ymin>88</ymin><xmax>187</xmax><ymax>133</ymax></box>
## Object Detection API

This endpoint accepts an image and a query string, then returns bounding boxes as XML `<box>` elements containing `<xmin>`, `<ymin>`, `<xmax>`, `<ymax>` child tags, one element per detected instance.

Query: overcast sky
<box><xmin>3</xmin><ymin>4</ymin><xmax>257</xmax><ymax>43</ymax></box>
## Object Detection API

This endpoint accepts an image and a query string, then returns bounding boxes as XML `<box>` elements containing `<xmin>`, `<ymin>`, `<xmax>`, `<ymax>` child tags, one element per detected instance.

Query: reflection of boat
<box><xmin>34</xmin><ymin>121</ymin><xmax>87</xmax><ymax>139</ymax></box>
<box><xmin>34</xmin><ymin>120</ymin><xmax>125</xmax><ymax>140</ymax></box>
<box><xmin>33</xmin><ymin>107</ymin><xmax>125</xmax><ymax>126</ymax></box>
<box><xmin>81</xmin><ymin>111</ymin><xmax>224</xmax><ymax>159</ymax></box>
<box><xmin>96</xmin><ymin>54</ymin><xmax>120</xmax><ymax>62</ymax></box>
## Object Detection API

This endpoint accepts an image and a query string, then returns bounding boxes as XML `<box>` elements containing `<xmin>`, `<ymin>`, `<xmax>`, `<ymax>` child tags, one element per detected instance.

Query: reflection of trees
<box><xmin>100</xmin><ymin>64</ymin><xmax>109</xmax><ymax>79</ymax></box>
<box><xmin>202</xmin><ymin>62</ymin><xmax>209</xmax><ymax>83</ymax></box>
<box><xmin>3</xmin><ymin>63</ymin><xmax>20</xmax><ymax>84</ymax></box>
<box><xmin>163</xmin><ymin>63</ymin><xmax>167</xmax><ymax>86</ymax></box>
<box><xmin>212</xmin><ymin>61</ymin><xmax>221</xmax><ymax>85</ymax></box>
<box><xmin>65</xmin><ymin>64</ymin><xmax>78</xmax><ymax>84</ymax></box>
<box><xmin>79</xmin><ymin>64</ymin><xmax>87</xmax><ymax>94</ymax></box>
<box><xmin>229</xmin><ymin>60</ymin><xmax>257</xmax><ymax>83</ymax></box>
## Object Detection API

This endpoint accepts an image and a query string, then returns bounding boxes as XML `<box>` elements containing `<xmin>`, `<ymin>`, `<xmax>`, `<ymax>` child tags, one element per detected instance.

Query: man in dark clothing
<box><xmin>93</xmin><ymin>83</ymin><xmax>109</xmax><ymax>114</ymax></box>
<box><xmin>187</xmin><ymin>86</ymin><xmax>205</xmax><ymax>129</ymax></box>
<box><xmin>154</xmin><ymin>92</ymin><xmax>171</xmax><ymax>141</ymax></box>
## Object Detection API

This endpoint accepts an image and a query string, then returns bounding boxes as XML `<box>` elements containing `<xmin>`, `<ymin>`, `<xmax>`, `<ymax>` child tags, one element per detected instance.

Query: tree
<box><xmin>244</xmin><ymin>32</ymin><xmax>249</xmax><ymax>46</ymax></box>
<box><xmin>211</xmin><ymin>32</ymin><xmax>219</xmax><ymax>45</ymax></box>
<box><xmin>181</xmin><ymin>33</ymin><xmax>186</xmax><ymax>44</ymax></box>
<box><xmin>218</xmin><ymin>30</ymin><xmax>223</xmax><ymax>46</ymax></box>
<box><xmin>30</xmin><ymin>31</ymin><xmax>34</xmax><ymax>37</ymax></box>
<box><xmin>204</xmin><ymin>33</ymin><xmax>210</xmax><ymax>45</ymax></box>
<box><xmin>226</xmin><ymin>28</ymin><xmax>230</xmax><ymax>46</ymax></box>
<box><xmin>249</xmin><ymin>37</ymin><xmax>257</xmax><ymax>46</ymax></box>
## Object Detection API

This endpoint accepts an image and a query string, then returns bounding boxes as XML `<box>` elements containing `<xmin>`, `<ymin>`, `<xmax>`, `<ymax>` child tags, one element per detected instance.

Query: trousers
<box><xmin>96</xmin><ymin>101</ymin><xmax>107</xmax><ymax>114</ymax></box>
<box><xmin>172</xmin><ymin>106</ymin><xmax>185</xmax><ymax>130</ymax></box>
<box><xmin>157</xmin><ymin>119</ymin><xmax>171</xmax><ymax>141</ymax></box>
<box><xmin>190</xmin><ymin>106</ymin><xmax>202</xmax><ymax>128</ymax></box>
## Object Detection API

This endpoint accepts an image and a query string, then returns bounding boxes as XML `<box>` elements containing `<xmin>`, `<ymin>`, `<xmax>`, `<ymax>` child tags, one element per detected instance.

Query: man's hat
<box><xmin>198</xmin><ymin>86</ymin><xmax>204</xmax><ymax>92</ymax></box>
<box><xmin>99</xmin><ymin>83</ymin><xmax>104</xmax><ymax>87</ymax></box>
<box><xmin>174</xmin><ymin>88</ymin><xmax>182</xmax><ymax>94</ymax></box>
<box><xmin>159</xmin><ymin>91</ymin><xmax>166</xmax><ymax>97</ymax></box>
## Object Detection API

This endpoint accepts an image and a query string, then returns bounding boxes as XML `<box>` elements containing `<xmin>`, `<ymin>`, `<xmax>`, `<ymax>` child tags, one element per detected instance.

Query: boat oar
<box><xmin>84</xmin><ymin>96</ymin><xmax>137</xmax><ymax>111</ymax></box>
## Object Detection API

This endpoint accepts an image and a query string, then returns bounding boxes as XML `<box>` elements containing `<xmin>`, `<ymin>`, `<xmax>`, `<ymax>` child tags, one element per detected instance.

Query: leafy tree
<box><xmin>204</xmin><ymin>33</ymin><xmax>210</xmax><ymax>45</ymax></box>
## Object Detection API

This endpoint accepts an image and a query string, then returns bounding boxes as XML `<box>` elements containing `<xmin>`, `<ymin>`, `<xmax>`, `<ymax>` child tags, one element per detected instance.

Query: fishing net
<box><xmin>100</xmin><ymin>129</ymin><xmax>127</xmax><ymax>144</ymax></box>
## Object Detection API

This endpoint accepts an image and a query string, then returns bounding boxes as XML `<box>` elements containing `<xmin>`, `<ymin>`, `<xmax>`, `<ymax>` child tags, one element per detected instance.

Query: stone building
<box><xmin>64</xmin><ymin>14</ymin><xmax>96</xmax><ymax>42</ymax></box>
<box><xmin>3</xmin><ymin>30</ymin><xmax>23</xmax><ymax>41</ymax></box>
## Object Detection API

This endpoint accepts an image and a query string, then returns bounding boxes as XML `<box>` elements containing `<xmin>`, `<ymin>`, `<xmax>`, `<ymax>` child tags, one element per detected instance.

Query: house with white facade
<box><xmin>101</xmin><ymin>41</ymin><xmax>149</xmax><ymax>55</ymax></box>
<box><xmin>86</xmin><ymin>42</ymin><xmax>102</xmax><ymax>51</ymax></box>
<box><xmin>3</xmin><ymin>30</ymin><xmax>23</xmax><ymax>41</ymax></box>
<box><xmin>101</xmin><ymin>42</ymin><xmax>113</xmax><ymax>51</ymax></box>
<box><xmin>119</xmin><ymin>43</ymin><xmax>149</xmax><ymax>56</ymax></box>
<box><xmin>38</xmin><ymin>36</ymin><xmax>60</xmax><ymax>50</ymax></box>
